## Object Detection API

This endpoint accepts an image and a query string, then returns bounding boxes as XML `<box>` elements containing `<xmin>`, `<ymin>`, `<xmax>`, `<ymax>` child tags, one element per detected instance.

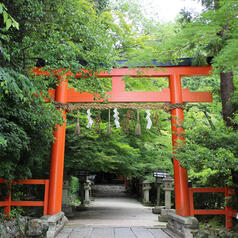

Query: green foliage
<box><xmin>176</xmin><ymin>122</ymin><xmax>238</xmax><ymax>186</ymax></box>
<box><xmin>9</xmin><ymin>208</ymin><xmax>23</xmax><ymax>220</ymax></box>
<box><xmin>69</xmin><ymin>176</ymin><xmax>80</xmax><ymax>195</ymax></box>
<box><xmin>0</xmin><ymin>67</ymin><xmax>62</xmax><ymax>180</ymax></box>
<box><xmin>0</xmin><ymin>207</ymin><xmax>23</xmax><ymax>222</ymax></box>
<box><xmin>0</xmin><ymin>0</ymin><xmax>159</xmax><ymax>100</ymax></box>
<box><xmin>1</xmin><ymin>0</ymin><xmax>167</xmax><ymax>183</ymax></box>
<box><xmin>0</xmin><ymin>3</ymin><xmax>19</xmax><ymax>61</ymax></box>
<box><xmin>0</xmin><ymin>3</ymin><xmax>19</xmax><ymax>30</ymax></box>
<box><xmin>125</xmin><ymin>0</ymin><xmax>238</xmax><ymax>73</ymax></box>
<box><xmin>124</xmin><ymin>76</ymin><xmax>168</xmax><ymax>91</ymax></box>
<box><xmin>175</xmin><ymin>74</ymin><xmax>238</xmax><ymax>187</ymax></box>
<box><xmin>68</xmin><ymin>176</ymin><xmax>81</xmax><ymax>205</ymax></box>
<box><xmin>92</xmin><ymin>0</ymin><xmax>109</xmax><ymax>12</ymax></box>
<box><xmin>65</xmin><ymin>109</ymin><xmax>173</xmax><ymax>179</ymax></box>
<box><xmin>1</xmin><ymin>0</ymin><xmax>143</xmax><ymax>87</ymax></box>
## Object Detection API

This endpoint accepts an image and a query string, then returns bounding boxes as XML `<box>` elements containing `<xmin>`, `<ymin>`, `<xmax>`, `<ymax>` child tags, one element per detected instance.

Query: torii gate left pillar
<box><xmin>34</xmin><ymin>66</ymin><xmax>212</xmax><ymax>216</ymax></box>
<box><xmin>48</xmin><ymin>77</ymin><xmax>68</xmax><ymax>215</ymax></box>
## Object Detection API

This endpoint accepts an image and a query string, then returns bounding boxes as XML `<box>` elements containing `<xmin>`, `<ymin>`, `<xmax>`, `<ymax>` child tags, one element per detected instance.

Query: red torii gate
<box><xmin>33</xmin><ymin>65</ymin><xmax>212</xmax><ymax>217</ymax></box>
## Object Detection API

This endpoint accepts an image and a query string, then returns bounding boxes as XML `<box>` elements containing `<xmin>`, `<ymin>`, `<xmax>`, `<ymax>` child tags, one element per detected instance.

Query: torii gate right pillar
<box><xmin>169</xmin><ymin>73</ymin><xmax>190</xmax><ymax>216</ymax></box>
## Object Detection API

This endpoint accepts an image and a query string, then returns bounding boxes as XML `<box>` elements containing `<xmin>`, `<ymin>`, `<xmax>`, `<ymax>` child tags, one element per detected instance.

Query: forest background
<box><xmin>0</xmin><ymin>0</ymin><xmax>238</xmax><ymax>225</ymax></box>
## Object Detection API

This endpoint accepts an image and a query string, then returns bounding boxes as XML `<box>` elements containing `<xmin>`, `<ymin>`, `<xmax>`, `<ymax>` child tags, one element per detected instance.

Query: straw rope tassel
<box><xmin>75</xmin><ymin>110</ymin><xmax>80</xmax><ymax>135</ymax></box>
<box><xmin>107</xmin><ymin>109</ymin><xmax>112</xmax><ymax>135</ymax></box>
<box><xmin>135</xmin><ymin>110</ymin><xmax>141</xmax><ymax>135</ymax></box>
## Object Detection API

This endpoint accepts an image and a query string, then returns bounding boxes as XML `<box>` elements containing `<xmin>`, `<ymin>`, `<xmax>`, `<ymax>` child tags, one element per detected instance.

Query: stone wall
<box><xmin>0</xmin><ymin>212</ymin><xmax>68</xmax><ymax>238</ymax></box>
<box><xmin>0</xmin><ymin>217</ymin><xmax>29</xmax><ymax>238</ymax></box>
<box><xmin>193</xmin><ymin>228</ymin><xmax>238</xmax><ymax>238</ymax></box>
<box><xmin>166</xmin><ymin>213</ymin><xmax>238</xmax><ymax>238</ymax></box>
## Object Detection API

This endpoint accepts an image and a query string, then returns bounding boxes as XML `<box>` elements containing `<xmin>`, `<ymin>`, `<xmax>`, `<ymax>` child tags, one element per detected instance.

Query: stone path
<box><xmin>68</xmin><ymin>196</ymin><xmax>165</xmax><ymax>227</ymax></box>
<box><xmin>56</xmin><ymin>185</ymin><xmax>172</xmax><ymax>238</ymax></box>
<box><xmin>56</xmin><ymin>227</ymin><xmax>172</xmax><ymax>238</ymax></box>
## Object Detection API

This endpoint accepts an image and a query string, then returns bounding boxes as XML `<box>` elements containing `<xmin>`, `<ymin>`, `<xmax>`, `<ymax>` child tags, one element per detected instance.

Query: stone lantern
<box><xmin>142</xmin><ymin>179</ymin><xmax>152</xmax><ymax>205</ymax></box>
<box><xmin>152</xmin><ymin>170</ymin><xmax>168</xmax><ymax>214</ymax></box>
<box><xmin>87</xmin><ymin>175</ymin><xmax>96</xmax><ymax>198</ymax></box>
<box><xmin>163</xmin><ymin>176</ymin><xmax>174</xmax><ymax>209</ymax></box>
<box><xmin>84</xmin><ymin>180</ymin><xmax>91</xmax><ymax>205</ymax></box>
<box><xmin>158</xmin><ymin>176</ymin><xmax>175</xmax><ymax>222</ymax></box>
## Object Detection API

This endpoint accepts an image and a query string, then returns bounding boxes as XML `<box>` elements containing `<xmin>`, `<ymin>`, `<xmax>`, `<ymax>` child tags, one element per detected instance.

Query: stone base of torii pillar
<box><xmin>166</xmin><ymin>213</ymin><xmax>199</xmax><ymax>238</ymax></box>
<box><xmin>159</xmin><ymin>177</ymin><xmax>199</xmax><ymax>238</ymax></box>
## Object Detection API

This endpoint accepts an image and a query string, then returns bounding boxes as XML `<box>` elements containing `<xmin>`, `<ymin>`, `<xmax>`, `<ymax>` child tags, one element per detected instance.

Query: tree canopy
<box><xmin>0</xmin><ymin>0</ymin><xmax>174</xmax><ymax>181</ymax></box>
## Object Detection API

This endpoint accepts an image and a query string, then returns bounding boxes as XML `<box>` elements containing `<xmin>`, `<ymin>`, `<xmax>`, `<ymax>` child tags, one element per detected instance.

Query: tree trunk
<box><xmin>220</xmin><ymin>72</ymin><xmax>238</xmax><ymax>200</ymax></box>
<box><xmin>220</xmin><ymin>72</ymin><xmax>234</xmax><ymax>127</ymax></box>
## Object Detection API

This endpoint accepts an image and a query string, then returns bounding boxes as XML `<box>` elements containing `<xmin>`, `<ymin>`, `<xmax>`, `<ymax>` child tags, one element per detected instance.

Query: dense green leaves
<box><xmin>176</xmin><ymin>122</ymin><xmax>238</xmax><ymax>186</ymax></box>
<box><xmin>0</xmin><ymin>3</ymin><xmax>19</xmax><ymax>61</ymax></box>
<box><xmin>176</xmin><ymin>71</ymin><xmax>238</xmax><ymax>188</ymax></box>
<box><xmin>1</xmin><ymin>0</ymin><xmax>173</xmax><ymax>182</ymax></box>
<box><xmin>0</xmin><ymin>67</ymin><xmax>62</xmax><ymax>180</ymax></box>
<box><xmin>64</xmin><ymin>109</ymin><xmax>173</xmax><ymax>179</ymax></box>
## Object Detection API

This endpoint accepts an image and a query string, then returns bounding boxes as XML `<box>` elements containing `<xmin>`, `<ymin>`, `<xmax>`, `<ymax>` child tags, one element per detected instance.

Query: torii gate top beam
<box><xmin>33</xmin><ymin>65</ymin><xmax>213</xmax><ymax>104</ymax></box>
<box><xmin>75</xmin><ymin>66</ymin><xmax>212</xmax><ymax>78</ymax></box>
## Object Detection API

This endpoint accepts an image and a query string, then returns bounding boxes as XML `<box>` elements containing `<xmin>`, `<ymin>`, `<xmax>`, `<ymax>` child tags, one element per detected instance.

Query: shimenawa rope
<box><xmin>54</xmin><ymin>102</ymin><xmax>185</xmax><ymax>113</ymax></box>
